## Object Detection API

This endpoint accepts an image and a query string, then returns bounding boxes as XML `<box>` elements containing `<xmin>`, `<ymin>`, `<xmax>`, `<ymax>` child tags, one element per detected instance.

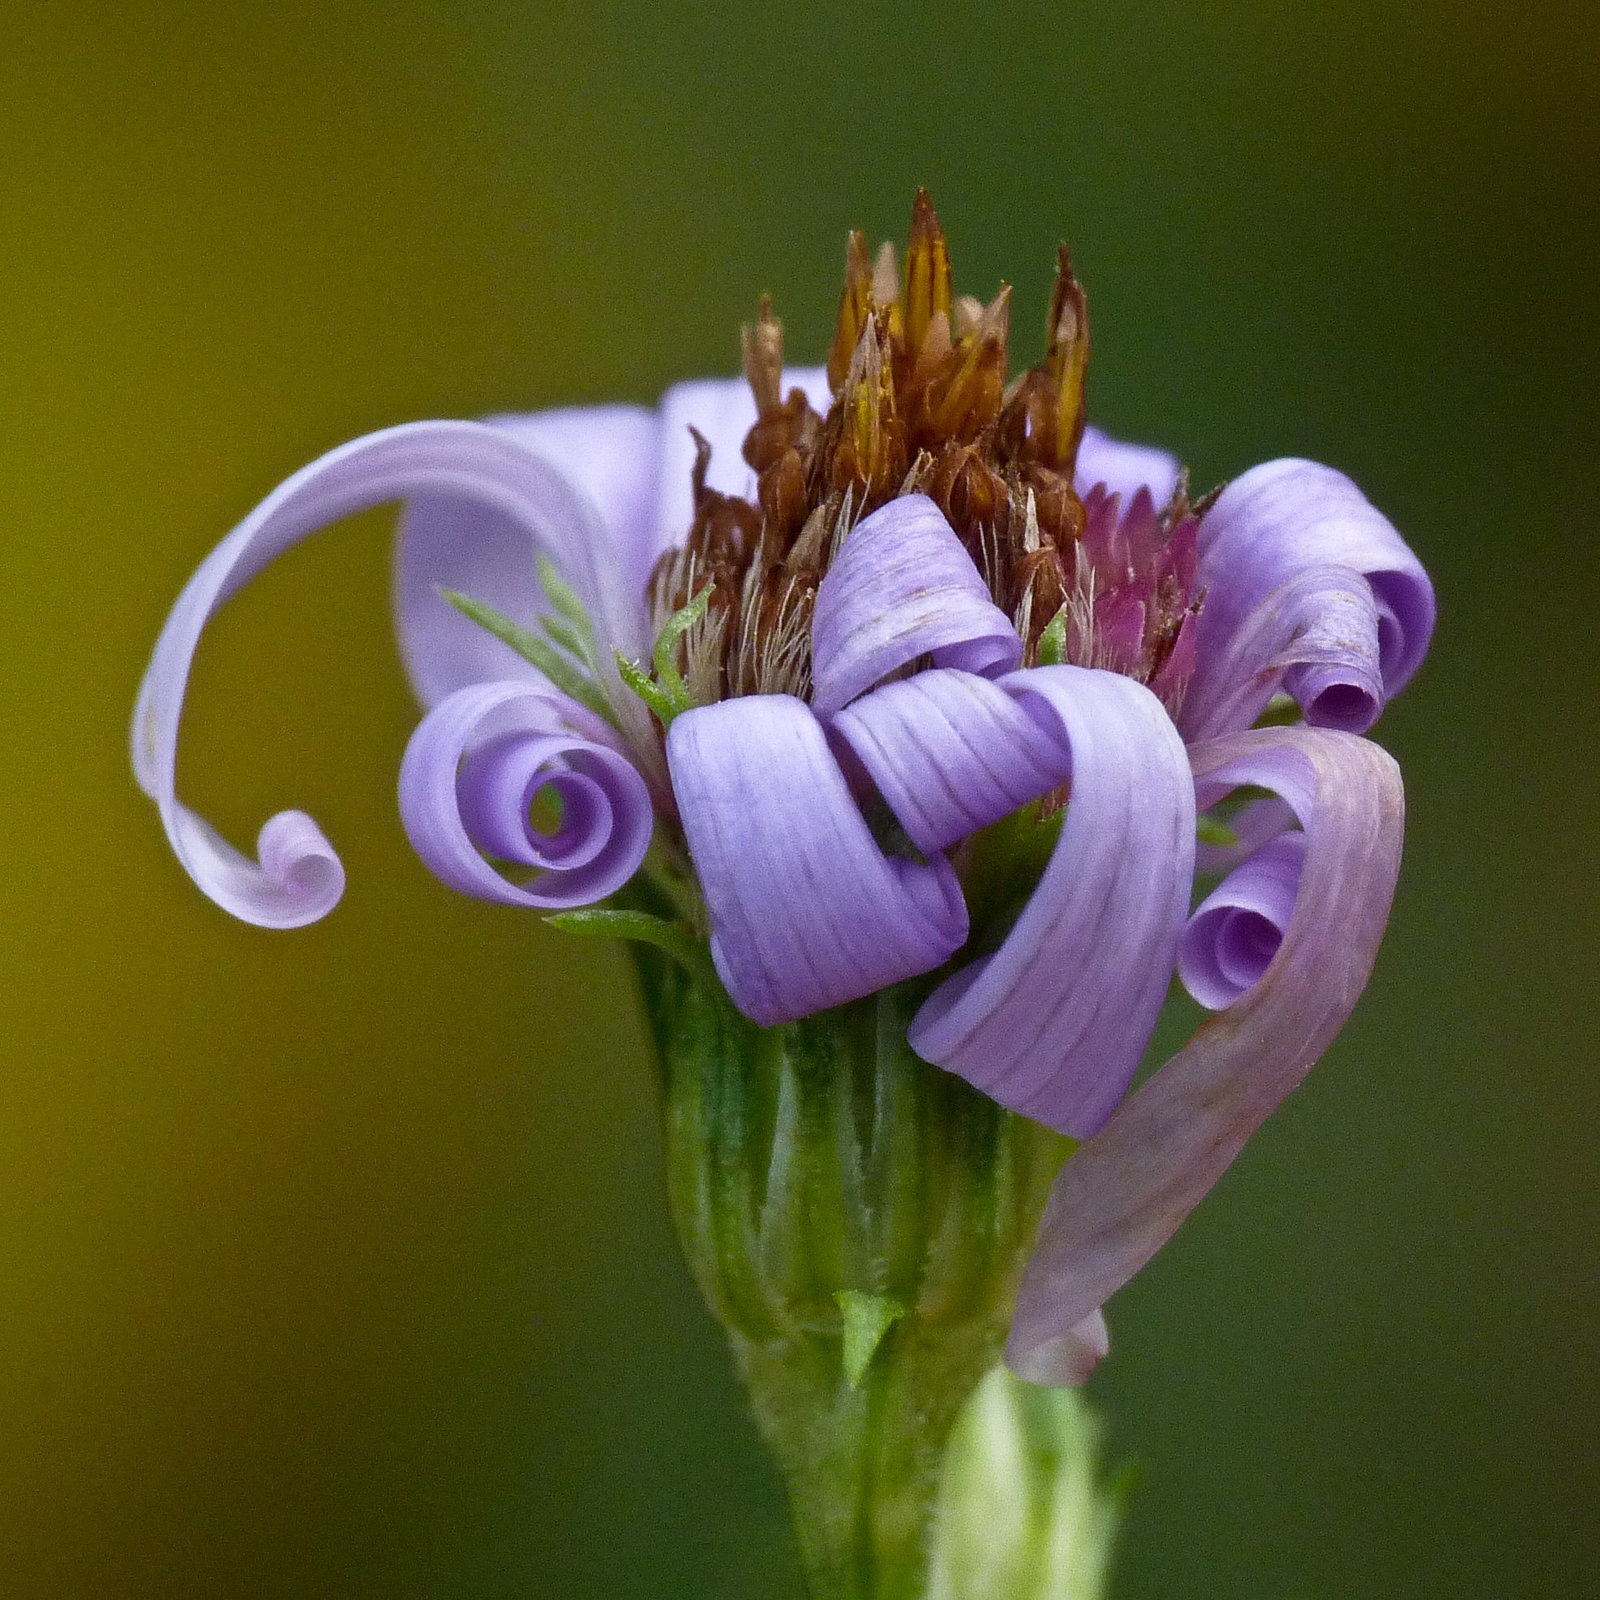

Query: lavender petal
<box><xmin>811</xmin><ymin>495</ymin><xmax>1022</xmax><ymax>716</ymax></box>
<box><xmin>1182</xmin><ymin>563</ymin><xmax>1386</xmax><ymax>740</ymax></box>
<box><xmin>908</xmin><ymin>666</ymin><xmax>1195</xmax><ymax>1139</ymax></box>
<box><xmin>1006</xmin><ymin>727</ymin><xmax>1404</xmax><ymax>1375</ymax></box>
<box><xmin>1178</xmin><ymin>831</ymin><xmax>1307</xmax><ymax>1009</ymax></box>
<box><xmin>831</xmin><ymin>668</ymin><xmax>1066</xmax><ymax>854</ymax></box>
<box><xmin>393</xmin><ymin>424</ymin><xmax>649</xmax><ymax>711</ymax></box>
<box><xmin>1006</xmin><ymin>1309</ymin><xmax>1110</xmax><ymax>1388</ymax></box>
<box><xmin>488</xmin><ymin>405</ymin><xmax>664</xmax><ymax>604</ymax></box>
<box><xmin>667</xmin><ymin>695</ymin><xmax>968</xmax><ymax>1026</ymax></box>
<box><xmin>134</xmin><ymin>421</ymin><xmax>642</xmax><ymax>927</ymax></box>
<box><xmin>1187</xmin><ymin>459</ymin><xmax>1436</xmax><ymax>736</ymax></box>
<box><xmin>1075</xmin><ymin>424</ymin><xmax>1181</xmax><ymax>506</ymax></box>
<box><xmin>398</xmin><ymin>680</ymin><xmax>653</xmax><ymax>909</ymax></box>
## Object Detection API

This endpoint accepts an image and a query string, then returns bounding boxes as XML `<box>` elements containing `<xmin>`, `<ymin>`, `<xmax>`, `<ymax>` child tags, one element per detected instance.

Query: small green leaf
<box><xmin>439</xmin><ymin>588</ymin><xmax>613</xmax><ymax>723</ymax></box>
<box><xmin>652</xmin><ymin>582</ymin><xmax>714</xmax><ymax>707</ymax></box>
<box><xmin>538</xmin><ymin>610</ymin><xmax>593</xmax><ymax>667</ymax></box>
<box><xmin>536</xmin><ymin>555</ymin><xmax>597</xmax><ymax>655</ymax></box>
<box><xmin>543</xmin><ymin>907</ymin><xmax>714</xmax><ymax>982</ymax></box>
<box><xmin>1036</xmin><ymin>604</ymin><xmax>1070</xmax><ymax>667</ymax></box>
<box><xmin>615</xmin><ymin>650</ymin><xmax>681</xmax><ymax>725</ymax></box>
<box><xmin>1196</xmin><ymin>816</ymin><xmax>1239</xmax><ymax>848</ymax></box>
<box><xmin>835</xmin><ymin>1290</ymin><xmax>906</xmax><ymax>1387</ymax></box>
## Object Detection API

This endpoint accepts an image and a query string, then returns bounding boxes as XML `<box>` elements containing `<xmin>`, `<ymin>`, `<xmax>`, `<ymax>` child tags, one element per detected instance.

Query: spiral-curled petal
<box><xmin>1007</xmin><ymin>727</ymin><xmax>1403</xmax><ymax>1379</ymax></box>
<box><xmin>1182</xmin><ymin>563</ymin><xmax>1386</xmax><ymax>740</ymax></box>
<box><xmin>1186</xmin><ymin>459</ymin><xmax>1435</xmax><ymax>738</ymax></box>
<box><xmin>666</xmin><ymin>695</ymin><xmax>968</xmax><ymax>1027</ymax></box>
<box><xmin>1178</xmin><ymin>831</ymin><xmax>1307</xmax><ymax>1010</ymax></box>
<box><xmin>133</xmin><ymin>421</ymin><xmax>641</xmax><ymax>928</ymax></box>
<box><xmin>1074</xmin><ymin>424</ymin><xmax>1181</xmax><ymax>506</ymax></box>
<box><xmin>398</xmin><ymin>681</ymin><xmax>652</xmax><ymax>909</ymax></box>
<box><xmin>831</xmin><ymin>669</ymin><xmax>1065</xmax><ymax>855</ymax></box>
<box><xmin>908</xmin><ymin>666</ymin><xmax>1195</xmax><ymax>1139</ymax></box>
<box><xmin>811</xmin><ymin>495</ymin><xmax>1022</xmax><ymax>716</ymax></box>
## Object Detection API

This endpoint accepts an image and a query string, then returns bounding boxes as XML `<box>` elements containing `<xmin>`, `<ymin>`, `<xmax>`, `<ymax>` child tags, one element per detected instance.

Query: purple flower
<box><xmin>132</xmin><ymin>195</ymin><xmax>1432</xmax><ymax>1388</ymax></box>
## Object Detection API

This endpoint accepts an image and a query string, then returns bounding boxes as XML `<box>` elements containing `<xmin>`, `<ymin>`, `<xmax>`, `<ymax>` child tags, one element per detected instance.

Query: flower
<box><xmin>132</xmin><ymin>192</ymin><xmax>1433</xmax><ymax>1385</ymax></box>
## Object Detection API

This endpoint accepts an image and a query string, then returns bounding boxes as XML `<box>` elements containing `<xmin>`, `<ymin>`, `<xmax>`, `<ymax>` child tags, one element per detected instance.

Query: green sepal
<box><xmin>652</xmin><ymin>581</ymin><xmax>714</xmax><ymax>706</ymax></box>
<box><xmin>615</xmin><ymin>582</ymin><xmax>716</xmax><ymax>728</ymax></box>
<box><xmin>438</xmin><ymin>588</ymin><xmax>613</xmax><ymax>723</ymax></box>
<box><xmin>615</xmin><ymin>650</ymin><xmax>681</xmax><ymax>725</ymax></box>
<box><xmin>535</xmin><ymin>554</ymin><xmax>597</xmax><ymax>661</ymax></box>
<box><xmin>1036</xmin><ymin>605</ymin><xmax>1070</xmax><ymax>667</ymax></box>
<box><xmin>543</xmin><ymin>907</ymin><xmax>713</xmax><ymax>983</ymax></box>
<box><xmin>836</xmin><ymin>1290</ymin><xmax>907</xmax><ymax>1387</ymax></box>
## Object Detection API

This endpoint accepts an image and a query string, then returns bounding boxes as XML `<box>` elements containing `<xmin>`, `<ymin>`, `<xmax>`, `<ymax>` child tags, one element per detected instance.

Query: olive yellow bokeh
<box><xmin>2</xmin><ymin>3</ymin><xmax>1596</xmax><ymax>1596</ymax></box>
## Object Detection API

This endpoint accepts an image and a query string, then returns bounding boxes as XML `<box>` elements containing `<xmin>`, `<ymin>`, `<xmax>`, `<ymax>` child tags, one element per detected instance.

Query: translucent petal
<box><xmin>1007</xmin><ymin>727</ymin><xmax>1404</xmax><ymax>1373</ymax></box>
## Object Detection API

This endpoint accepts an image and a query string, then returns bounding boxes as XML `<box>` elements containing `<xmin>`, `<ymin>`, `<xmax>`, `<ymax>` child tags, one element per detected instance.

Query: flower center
<box><xmin>648</xmin><ymin>190</ymin><xmax>1206</xmax><ymax>712</ymax></box>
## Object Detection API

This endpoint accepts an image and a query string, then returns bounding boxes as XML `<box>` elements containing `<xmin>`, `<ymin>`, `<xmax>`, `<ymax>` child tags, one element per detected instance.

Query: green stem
<box><xmin>635</xmin><ymin>955</ymin><xmax>1070</xmax><ymax>1599</ymax></box>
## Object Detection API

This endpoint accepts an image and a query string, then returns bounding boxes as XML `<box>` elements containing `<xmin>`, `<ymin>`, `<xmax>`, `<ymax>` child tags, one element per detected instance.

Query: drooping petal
<box><xmin>1074</xmin><ymin>424</ymin><xmax>1180</xmax><ymax>506</ymax></box>
<box><xmin>392</xmin><ymin>422</ymin><xmax>649</xmax><ymax>710</ymax></box>
<box><xmin>133</xmin><ymin>421</ymin><xmax>646</xmax><ymax>927</ymax></box>
<box><xmin>1181</xmin><ymin>564</ymin><xmax>1385</xmax><ymax>740</ymax></box>
<box><xmin>1005</xmin><ymin>1308</ymin><xmax>1110</xmax><ymax>1389</ymax></box>
<box><xmin>1187</xmin><ymin>459</ymin><xmax>1435</xmax><ymax>736</ymax></box>
<box><xmin>908</xmin><ymin>666</ymin><xmax>1195</xmax><ymax>1139</ymax></box>
<box><xmin>831</xmin><ymin>669</ymin><xmax>1065</xmax><ymax>855</ymax></box>
<box><xmin>653</xmin><ymin>368</ymin><xmax>833</xmax><ymax>557</ymax></box>
<box><xmin>667</xmin><ymin>695</ymin><xmax>968</xmax><ymax>1027</ymax></box>
<box><xmin>811</xmin><ymin>495</ymin><xmax>1022</xmax><ymax>716</ymax></box>
<box><xmin>1006</xmin><ymin>727</ymin><xmax>1403</xmax><ymax>1376</ymax></box>
<box><xmin>398</xmin><ymin>680</ymin><xmax>652</xmax><ymax>909</ymax></box>
<box><xmin>1178</xmin><ymin>831</ymin><xmax>1307</xmax><ymax>1010</ymax></box>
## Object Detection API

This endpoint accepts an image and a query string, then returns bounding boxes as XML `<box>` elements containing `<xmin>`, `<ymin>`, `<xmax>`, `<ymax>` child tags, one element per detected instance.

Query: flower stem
<box><xmin>634</xmin><ymin>953</ymin><xmax>1069</xmax><ymax>1599</ymax></box>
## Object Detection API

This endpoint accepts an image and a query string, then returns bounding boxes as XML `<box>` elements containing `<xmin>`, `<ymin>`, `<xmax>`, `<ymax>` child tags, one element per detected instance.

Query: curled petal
<box><xmin>831</xmin><ymin>669</ymin><xmax>1065</xmax><ymax>854</ymax></box>
<box><xmin>134</xmin><ymin>421</ymin><xmax>637</xmax><ymax>927</ymax></box>
<box><xmin>399</xmin><ymin>681</ymin><xmax>652</xmax><ymax>909</ymax></box>
<box><xmin>654</xmin><ymin>369</ymin><xmax>833</xmax><ymax>553</ymax></box>
<box><xmin>1195</xmin><ymin>793</ymin><xmax>1297</xmax><ymax>875</ymax></box>
<box><xmin>1074</xmin><ymin>424</ymin><xmax>1180</xmax><ymax>506</ymax></box>
<box><xmin>1007</xmin><ymin>727</ymin><xmax>1403</xmax><ymax>1375</ymax></box>
<box><xmin>1188</xmin><ymin>459</ymin><xmax>1435</xmax><ymax>736</ymax></box>
<box><xmin>909</xmin><ymin>666</ymin><xmax>1195</xmax><ymax>1139</ymax></box>
<box><xmin>392</xmin><ymin>424</ymin><xmax>648</xmax><ymax>711</ymax></box>
<box><xmin>1178</xmin><ymin>831</ymin><xmax>1307</xmax><ymax>1010</ymax></box>
<box><xmin>811</xmin><ymin>495</ymin><xmax>1022</xmax><ymax>716</ymax></box>
<box><xmin>1182</xmin><ymin>564</ymin><xmax>1385</xmax><ymax>740</ymax></box>
<box><xmin>667</xmin><ymin>695</ymin><xmax>968</xmax><ymax>1027</ymax></box>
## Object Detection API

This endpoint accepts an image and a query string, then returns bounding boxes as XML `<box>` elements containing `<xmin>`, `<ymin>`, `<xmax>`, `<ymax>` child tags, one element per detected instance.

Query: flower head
<box><xmin>133</xmin><ymin>191</ymin><xmax>1433</xmax><ymax>1384</ymax></box>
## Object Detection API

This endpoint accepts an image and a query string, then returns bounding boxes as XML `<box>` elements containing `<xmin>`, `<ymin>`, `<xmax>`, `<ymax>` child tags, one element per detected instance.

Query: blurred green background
<box><xmin>2</xmin><ymin>1</ymin><xmax>1596</xmax><ymax>1595</ymax></box>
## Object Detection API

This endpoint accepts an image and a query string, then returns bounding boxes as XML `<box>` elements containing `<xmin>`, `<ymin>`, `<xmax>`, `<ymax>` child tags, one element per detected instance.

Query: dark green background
<box><xmin>3</xmin><ymin>2</ymin><xmax>1595</xmax><ymax>1595</ymax></box>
